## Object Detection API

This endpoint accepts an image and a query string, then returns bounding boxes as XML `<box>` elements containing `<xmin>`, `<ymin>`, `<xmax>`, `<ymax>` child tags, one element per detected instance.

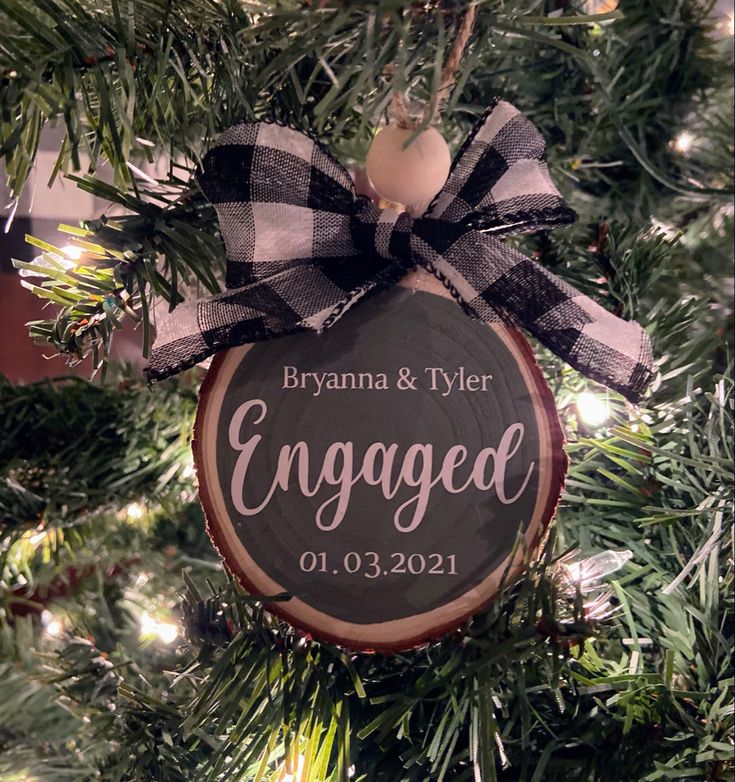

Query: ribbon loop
<box><xmin>428</xmin><ymin>100</ymin><xmax>577</xmax><ymax>234</ymax></box>
<box><xmin>147</xmin><ymin>101</ymin><xmax>654</xmax><ymax>402</ymax></box>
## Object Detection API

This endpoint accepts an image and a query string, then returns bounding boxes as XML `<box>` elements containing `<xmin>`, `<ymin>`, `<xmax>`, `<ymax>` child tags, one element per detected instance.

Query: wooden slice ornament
<box><xmin>194</xmin><ymin>270</ymin><xmax>566</xmax><ymax>652</ymax></box>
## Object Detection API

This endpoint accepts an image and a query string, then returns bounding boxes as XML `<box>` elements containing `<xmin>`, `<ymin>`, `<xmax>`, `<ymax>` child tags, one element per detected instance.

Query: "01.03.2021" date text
<box><xmin>298</xmin><ymin>551</ymin><xmax>458</xmax><ymax>578</ymax></box>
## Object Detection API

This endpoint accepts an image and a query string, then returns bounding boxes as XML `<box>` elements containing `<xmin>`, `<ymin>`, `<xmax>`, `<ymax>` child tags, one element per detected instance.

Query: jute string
<box><xmin>392</xmin><ymin>1</ymin><xmax>477</xmax><ymax>129</ymax></box>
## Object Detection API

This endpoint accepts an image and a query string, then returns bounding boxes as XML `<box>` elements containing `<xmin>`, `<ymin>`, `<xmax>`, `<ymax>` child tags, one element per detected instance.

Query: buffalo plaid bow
<box><xmin>148</xmin><ymin>99</ymin><xmax>653</xmax><ymax>402</ymax></box>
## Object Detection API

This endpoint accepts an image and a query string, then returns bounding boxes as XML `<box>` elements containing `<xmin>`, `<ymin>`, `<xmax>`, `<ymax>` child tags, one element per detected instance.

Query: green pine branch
<box><xmin>3</xmin><ymin>1</ymin><xmax>731</xmax><ymax>377</ymax></box>
<box><xmin>0</xmin><ymin>369</ymin><xmax>196</xmax><ymax>538</ymax></box>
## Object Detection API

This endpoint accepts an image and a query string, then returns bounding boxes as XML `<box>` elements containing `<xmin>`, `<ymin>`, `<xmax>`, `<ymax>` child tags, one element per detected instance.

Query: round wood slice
<box><xmin>194</xmin><ymin>270</ymin><xmax>566</xmax><ymax>652</ymax></box>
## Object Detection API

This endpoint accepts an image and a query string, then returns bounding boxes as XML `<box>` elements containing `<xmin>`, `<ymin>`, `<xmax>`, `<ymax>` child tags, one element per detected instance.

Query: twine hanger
<box><xmin>391</xmin><ymin>1</ymin><xmax>477</xmax><ymax>130</ymax></box>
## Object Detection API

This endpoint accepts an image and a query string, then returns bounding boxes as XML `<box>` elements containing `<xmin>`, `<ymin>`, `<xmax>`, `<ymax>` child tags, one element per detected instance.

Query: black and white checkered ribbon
<box><xmin>148</xmin><ymin>100</ymin><xmax>653</xmax><ymax>401</ymax></box>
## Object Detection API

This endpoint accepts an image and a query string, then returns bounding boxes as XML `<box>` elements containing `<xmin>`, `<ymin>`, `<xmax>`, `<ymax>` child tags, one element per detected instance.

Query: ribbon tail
<box><xmin>146</xmin><ymin>257</ymin><xmax>405</xmax><ymax>383</ymax></box>
<box><xmin>146</xmin><ymin>276</ymin><xmax>309</xmax><ymax>383</ymax></box>
<box><xmin>415</xmin><ymin>225</ymin><xmax>653</xmax><ymax>402</ymax></box>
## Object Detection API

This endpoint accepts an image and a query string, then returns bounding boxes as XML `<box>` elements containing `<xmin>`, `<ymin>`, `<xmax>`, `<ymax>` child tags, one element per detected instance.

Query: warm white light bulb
<box><xmin>139</xmin><ymin>611</ymin><xmax>155</xmax><ymax>634</ymax></box>
<box><xmin>576</xmin><ymin>392</ymin><xmax>610</xmax><ymax>426</ymax></box>
<box><xmin>46</xmin><ymin>620</ymin><xmax>62</xmax><ymax>637</ymax></box>
<box><xmin>727</xmin><ymin>14</ymin><xmax>734</xmax><ymax>36</ymax></box>
<box><xmin>156</xmin><ymin>622</ymin><xmax>179</xmax><ymax>644</ymax></box>
<box><xmin>61</xmin><ymin>244</ymin><xmax>83</xmax><ymax>261</ymax></box>
<box><xmin>140</xmin><ymin>611</ymin><xmax>179</xmax><ymax>644</ymax></box>
<box><xmin>672</xmin><ymin>131</ymin><xmax>694</xmax><ymax>154</ymax></box>
<box><xmin>42</xmin><ymin>610</ymin><xmax>63</xmax><ymax>638</ymax></box>
<box><xmin>125</xmin><ymin>502</ymin><xmax>144</xmax><ymax>520</ymax></box>
<box><xmin>565</xmin><ymin>549</ymin><xmax>633</xmax><ymax>585</ymax></box>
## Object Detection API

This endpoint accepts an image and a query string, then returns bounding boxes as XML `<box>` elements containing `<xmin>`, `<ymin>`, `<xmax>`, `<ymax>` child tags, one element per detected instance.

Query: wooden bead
<box><xmin>366</xmin><ymin>125</ymin><xmax>451</xmax><ymax>210</ymax></box>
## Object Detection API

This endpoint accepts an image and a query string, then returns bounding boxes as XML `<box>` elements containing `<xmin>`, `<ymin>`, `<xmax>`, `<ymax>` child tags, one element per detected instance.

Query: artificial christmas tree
<box><xmin>0</xmin><ymin>1</ymin><xmax>732</xmax><ymax>781</ymax></box>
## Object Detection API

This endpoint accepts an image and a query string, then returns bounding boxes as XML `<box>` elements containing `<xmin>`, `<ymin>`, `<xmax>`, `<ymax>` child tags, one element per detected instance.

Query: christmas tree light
<box><xmin>139</xmin><ymin>611</ymin><xmax>179</xmax><ymax>644</ymax></box>
<box><xmin>576</xmin><ymin>391</ymin><xmax>610</xmax><ymax>426</ymax></box>
<box><xmin>125</xmin><ymin>502</ymin><xmax>145</xmax><ymax>521</ymax></box>
<box><xmin>564</xmin><ymin>549</ymin><xmax>633</xmax><ymax>587</ymax></box>
<box><xmin>672</xmin><ymin>130</ymin><xmax>695</xmax><ymax>154</ymax></box>
<box><xmin>60</xmin><ymin>244</ymin><xmax>83</xmax><ymax>261</ymax></box>
<box><xmin>41</xmin><ymin>610</ymin><xmax>63</xmax><ymax>638</ymax></box>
